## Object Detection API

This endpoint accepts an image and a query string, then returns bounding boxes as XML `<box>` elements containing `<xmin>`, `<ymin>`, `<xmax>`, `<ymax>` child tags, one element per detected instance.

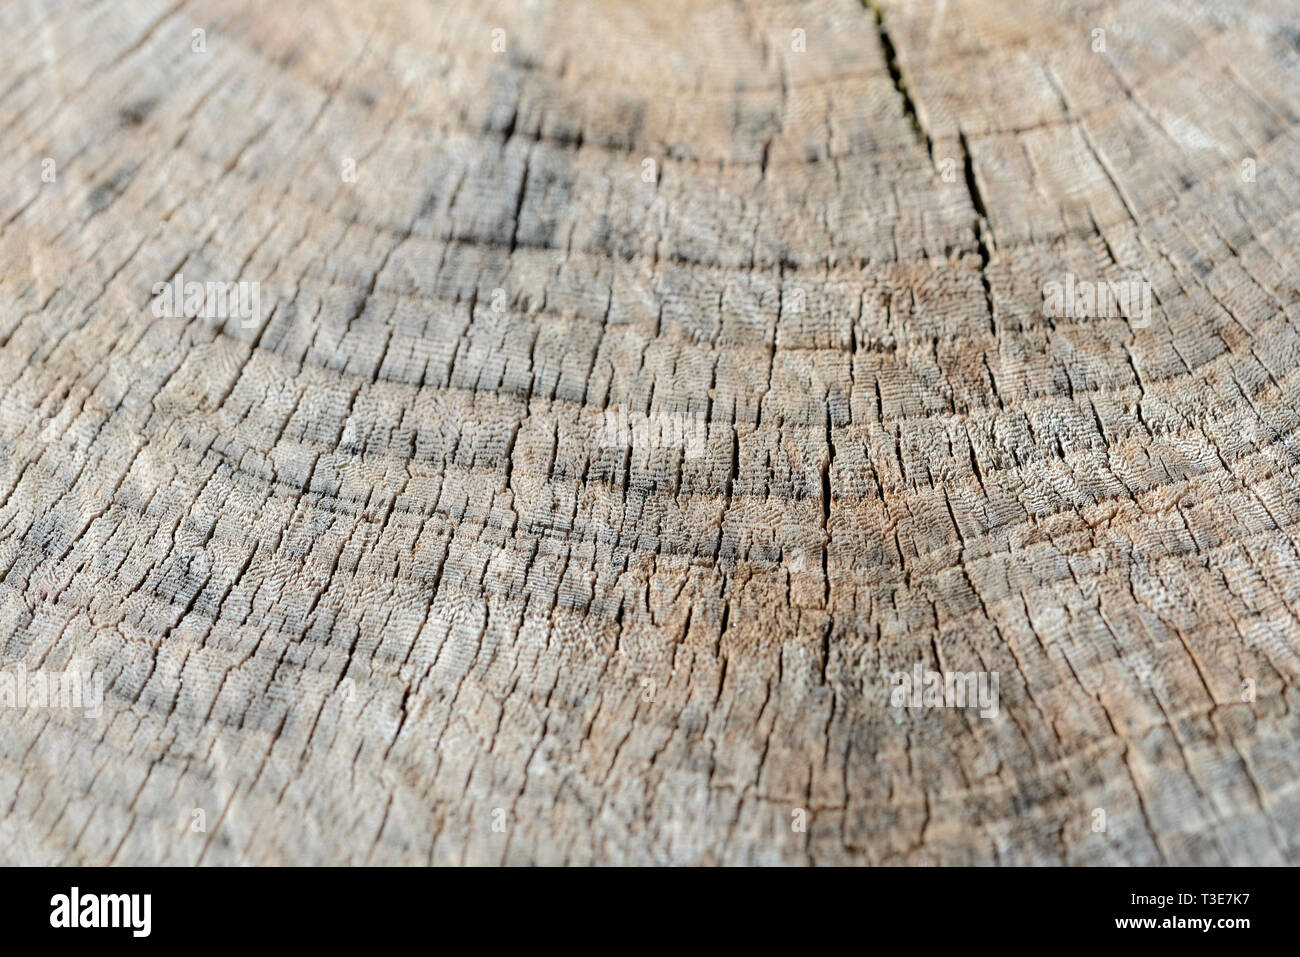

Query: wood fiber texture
<box><xmin>1</xmin><ymin>0</ymin><xmax>1300</xmax><ymax>865</ymax></box>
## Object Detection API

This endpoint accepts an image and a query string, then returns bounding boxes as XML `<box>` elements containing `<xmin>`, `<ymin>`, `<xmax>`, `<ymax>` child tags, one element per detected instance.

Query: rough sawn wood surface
<box><xmin>1</xmin><ymin>0</ymin><xmax>1300</xmax><ymax>864</ymax></box>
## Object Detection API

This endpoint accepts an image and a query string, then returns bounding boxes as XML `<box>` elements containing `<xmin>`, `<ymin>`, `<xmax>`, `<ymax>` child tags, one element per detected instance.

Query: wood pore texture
<box><xmin>2</xmin><ymin>0</ymin><xmax>1300</xmax><ymax>866</ymax></box>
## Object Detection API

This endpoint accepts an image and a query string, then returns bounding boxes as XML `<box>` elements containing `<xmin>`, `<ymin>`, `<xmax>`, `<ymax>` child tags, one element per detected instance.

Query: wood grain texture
<box><xmin>1</xmin><ymin>0</ymin><xmax>1299</xmax><ymax>865</ymax></box>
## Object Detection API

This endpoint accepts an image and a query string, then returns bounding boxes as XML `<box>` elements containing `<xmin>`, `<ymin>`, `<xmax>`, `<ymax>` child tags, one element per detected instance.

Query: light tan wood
<box><xmin>1</xmin><ymin>0</ymin><xmax>1299</xmax><ymax>864</ymax></box>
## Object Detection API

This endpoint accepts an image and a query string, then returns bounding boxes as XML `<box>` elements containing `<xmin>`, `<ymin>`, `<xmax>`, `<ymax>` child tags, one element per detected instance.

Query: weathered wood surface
<box><xmin>2</xmin><ymin>0</ymin><xmax>1299</xmax><ymax>865</ymax></box>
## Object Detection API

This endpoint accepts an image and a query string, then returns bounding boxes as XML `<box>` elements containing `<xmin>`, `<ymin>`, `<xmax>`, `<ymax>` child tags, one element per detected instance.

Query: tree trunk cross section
<box><xmin>0</xmin><ymin>0</ymin><xmax>1298</xmax><ymax>864</ymax></box>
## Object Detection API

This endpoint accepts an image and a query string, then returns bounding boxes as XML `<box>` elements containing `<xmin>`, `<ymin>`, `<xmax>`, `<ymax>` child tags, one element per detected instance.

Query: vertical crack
<box><xmin>822</xmin><ymin>407</ymin><xmax>834</xmax><ymax>609</ymax></box>
<box><xmin>866</xmin><ymin>2</ymin><xmax>933</xmax><ymax>157</ymax></box>
<box><xmin>959</xmin><ymin>130</ymin><xmax>995</xmax><ymax>335</ymax></box>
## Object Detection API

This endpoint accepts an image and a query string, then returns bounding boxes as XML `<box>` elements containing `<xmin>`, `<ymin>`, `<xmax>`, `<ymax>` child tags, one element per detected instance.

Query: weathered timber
<box><xmin>1</xmin><ymin>0</ymin><xmax>1300</xmax><ymax>865</ymax></box>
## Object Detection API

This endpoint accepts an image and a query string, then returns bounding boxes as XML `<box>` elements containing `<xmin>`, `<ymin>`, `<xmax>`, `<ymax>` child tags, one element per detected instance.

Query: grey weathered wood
<box><xmin>1</xmin><ymin>0</ymin><xmax>1299</xmax><ymax>864</ymax></box>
